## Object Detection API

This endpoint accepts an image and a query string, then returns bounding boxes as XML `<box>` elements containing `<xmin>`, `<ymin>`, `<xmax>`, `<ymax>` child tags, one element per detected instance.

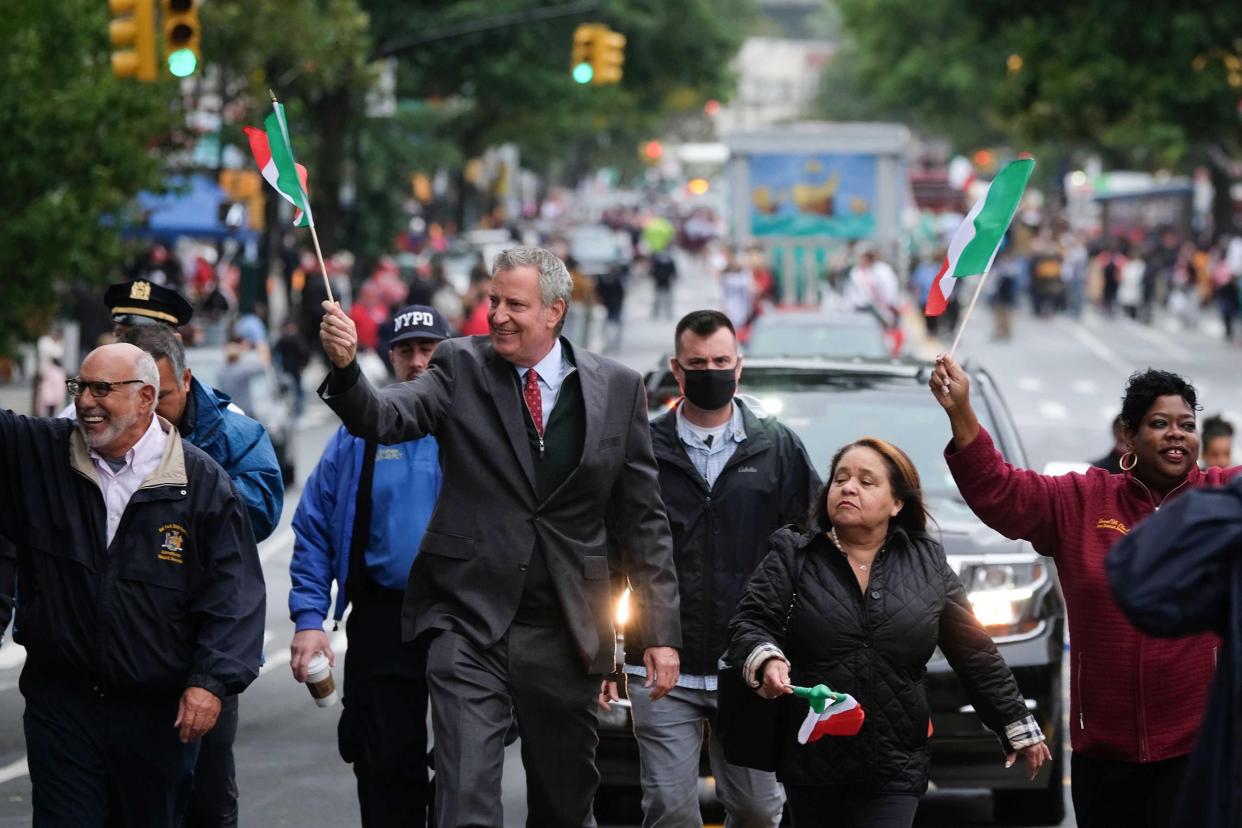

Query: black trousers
<box><xmin>339</xmin><ymin>586</ymin><xmax>431</xmax><ymax>828</ymax></box>
<box><xmin>785</xmin><ymin>785</ymin><xmax>919</xmax><ymax>828</ymax></box>
<box><xmin>425</xmin><ymin>624</ymin><xmax>601</xmax><ymax>828</ymax></box>
<box><xmin>1071</xmin><ymin>752</ymin><xmax>1189</xmax><ymax>828</ymax></box>
<box><xmin>21</xmin><ymin>666</ymin><xmax>199</xmax><ymax>828</ymax></box>
<box><xmin>184</xmin><ymin>693</ymin><xmax>239</xmax><ymax>828</ymax></box>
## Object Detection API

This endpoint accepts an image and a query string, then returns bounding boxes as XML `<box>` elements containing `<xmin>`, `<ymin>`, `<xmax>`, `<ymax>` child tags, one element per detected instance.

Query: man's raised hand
<box><xmin>320</xmin><ymin>301</ymin><xmax>358</xmax><ymax>369</ymax></box>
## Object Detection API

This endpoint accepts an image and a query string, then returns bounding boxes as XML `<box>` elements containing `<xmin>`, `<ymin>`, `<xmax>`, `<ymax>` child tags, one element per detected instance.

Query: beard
<box><xmin>77</xmin><ymin>405</ymin><xmax>139</xmax><ymax>455</ymax></box>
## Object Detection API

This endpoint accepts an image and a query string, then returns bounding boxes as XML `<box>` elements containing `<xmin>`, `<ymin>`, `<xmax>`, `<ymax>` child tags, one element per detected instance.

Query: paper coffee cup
<box><xmin>306</xmin><ymin>652</ymin><xmax>338</xmax><ymax>708</ymax></box>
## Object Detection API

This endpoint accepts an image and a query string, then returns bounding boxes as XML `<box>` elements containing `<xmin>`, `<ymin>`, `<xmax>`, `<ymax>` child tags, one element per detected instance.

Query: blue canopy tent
<box><xmin>125</xmin><ymin>174</ymin><xmax>259</xmax><ymax>241</ymax></box>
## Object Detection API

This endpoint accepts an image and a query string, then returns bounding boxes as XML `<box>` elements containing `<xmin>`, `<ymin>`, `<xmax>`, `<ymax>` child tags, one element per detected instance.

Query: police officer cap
<box><xmin>390</xmin><ymin>304</ymin><xmax>450</xmax><ymax>345</ymax></box>
<box><xmin>105</xmin><ymin>279</ymin><xmax>194</xmax><ymax>328</ymax></box>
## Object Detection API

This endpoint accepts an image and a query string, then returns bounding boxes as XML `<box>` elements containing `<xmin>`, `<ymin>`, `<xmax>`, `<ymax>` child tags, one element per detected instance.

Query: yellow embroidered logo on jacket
<box><xmin>1096</xmin><ymin>518</ymin><xmax>1129</xmax><ymax>536</ymax></box>
<box><xmin>158</xmin><ymin>523</ymin><xmax>187</xmax><ymax>564</ymax></box>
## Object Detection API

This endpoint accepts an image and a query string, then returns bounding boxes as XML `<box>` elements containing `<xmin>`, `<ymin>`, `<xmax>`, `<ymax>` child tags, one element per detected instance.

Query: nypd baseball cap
<box><xmin>389</xmin><ymin>304</ymin><xmax>450</xmax><ymax>345</ymax></box>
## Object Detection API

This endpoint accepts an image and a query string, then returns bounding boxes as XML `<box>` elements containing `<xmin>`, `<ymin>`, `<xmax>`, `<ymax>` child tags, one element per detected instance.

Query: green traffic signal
<box><xmin>168</xmin><ymin>47</ymin><xmax>197</xmax><ymax>77</ymax></box>
<box><xmin>572</xmin><ymin>61</ymin><xmax>594</xmax><ymax>84</ymax></box>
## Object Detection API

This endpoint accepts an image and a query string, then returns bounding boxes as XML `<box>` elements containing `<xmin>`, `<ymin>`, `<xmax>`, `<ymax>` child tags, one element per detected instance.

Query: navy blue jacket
<box><xmin>183</xmin><ymin>378</ymin><xmax>283</xmax><ymax>541</ymax></box>
<box><xmin>1107</xmin><ymin>478</ymin><xmax>1242</xmax><ymax>828</ymax></box>
<box><xmin>0</xmin><ymin>411</ymin><xmax>266</xmax><ymax>698</ymax></box>
<box><xmin>289</xmin><ymin>426</ymin><xmax>440</xmax><ymax>631</ymax></box>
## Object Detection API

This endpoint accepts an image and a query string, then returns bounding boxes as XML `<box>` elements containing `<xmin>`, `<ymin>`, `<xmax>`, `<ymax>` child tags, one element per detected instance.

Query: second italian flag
<box><xmin>924</xmin><ymin>157</ymin><xmax>1035</xmax><ymax>317</ymax></box>
<box><xmin>793</xmin><ymin>684</ymin><xmax>866</xmax><ymax>744</ymax></box>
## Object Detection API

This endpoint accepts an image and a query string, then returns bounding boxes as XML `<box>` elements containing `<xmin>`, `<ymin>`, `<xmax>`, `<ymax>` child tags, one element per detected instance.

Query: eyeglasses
<box><xmin>66</xmin><ymin>378</ymin><xmax>145</xmax><ymax>398</ymax></box>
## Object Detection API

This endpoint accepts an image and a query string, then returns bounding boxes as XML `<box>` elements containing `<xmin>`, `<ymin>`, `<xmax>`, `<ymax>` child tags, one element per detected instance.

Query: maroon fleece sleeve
<box><xmin>944</xmin><ymin>426</ymin><xmax>1088</xmax><ymax>559</ymax></box>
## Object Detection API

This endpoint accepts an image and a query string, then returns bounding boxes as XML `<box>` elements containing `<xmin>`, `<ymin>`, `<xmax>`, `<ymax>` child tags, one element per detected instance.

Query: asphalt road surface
<box><xmin>0</xmin><ymin>262</ymin><xmax>1235</xmax><ymax>826</ymax></box>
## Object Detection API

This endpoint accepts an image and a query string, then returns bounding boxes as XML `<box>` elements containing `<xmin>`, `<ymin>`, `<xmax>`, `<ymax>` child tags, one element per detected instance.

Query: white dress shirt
<box><xmin>88</xmin><ymin>414</ymin><xmax>168</xmax><ymax>546</ymax></box>
<box><xmin>514</xmin><ymin>339</ymin><xmax>573</xmax><ymax>430</ymax></box>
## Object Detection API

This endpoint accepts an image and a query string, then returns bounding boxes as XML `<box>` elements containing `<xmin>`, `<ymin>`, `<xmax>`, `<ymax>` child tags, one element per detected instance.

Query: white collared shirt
<box><xmin>514</xmin><ymin>339</ymin><xmax>573</xmax><ymax>430</ymax></box>
<box><xmin>88</xmin><ymin>414</ymin><xmax>168</xmax><ymax>546</ymax></box>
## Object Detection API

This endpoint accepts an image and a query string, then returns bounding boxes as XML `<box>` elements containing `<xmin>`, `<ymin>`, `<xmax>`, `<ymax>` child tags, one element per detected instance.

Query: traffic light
<box><xmin>163</xmin><ymin>0</ymin><xmax>201</xmax><ymax>78</ymax></box>
<box><xmin>590</xmin><ymin>27</ymin><xmax>626</xmax><ymax>86</ymax></box>
<box><xmin>571</xmin><ymin>23</ymin><xmax>598</xmax><ymax>84</ymax></box>
<box><xmin>109</xmin><ymin>0</ymin><xmax>157</xmax><ymax>82</ymax></box>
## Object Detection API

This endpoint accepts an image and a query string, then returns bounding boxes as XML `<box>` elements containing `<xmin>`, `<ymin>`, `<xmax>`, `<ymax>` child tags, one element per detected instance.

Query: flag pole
<box><xmin>947</xmin><ymin>269</ymin><xmax>991</xmax><ymax>358</ymax></box>
<box><xmin>269</xmin><ymin>89</ymin><xmax>334</xmax><ymax>304</ymax></box>
<box><xmin>309</xmin><ymin>225</ymin><xmax>335</xmax><ymax>304</ymax></box>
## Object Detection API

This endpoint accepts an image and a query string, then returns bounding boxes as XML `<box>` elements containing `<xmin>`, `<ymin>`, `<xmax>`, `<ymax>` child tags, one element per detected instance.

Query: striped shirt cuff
<box><xmin>1005</xmin><ymin>714</ymin><xmax>1045</xmax><ymax>751</ymax></box>
<box><xmin>743</xmin><ymin>643</ymin><xmax>787</xmax><ymax>689</ymax></box>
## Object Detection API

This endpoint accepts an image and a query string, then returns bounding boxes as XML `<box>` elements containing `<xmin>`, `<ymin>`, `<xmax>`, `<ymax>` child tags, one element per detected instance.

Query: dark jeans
<box><xmin>425</xmin><ymin>624</ymin><xmax>601</xmax><ymax>828</ymax></box>
<box><xmin>21</xmin><ymin>666</ymin><xmax>199</xmax><ymax>828</ymax></box>
<box><xmin>785</xmin><ymin>785</ymin><xmax>918</xmax><ymax>828</ymax></box>
<box><xmin>1071</xmin><ymin>752</ymin><xmax>1189</xmax><ymax>828</ymax></box>
<box><xmin>340</xmin><ymin>585</ymin><xmax>431</xmax><ymax>828</ymax></box>
<box><xmin>184</xmin><ymin>694</ymin><xmax>239</xmax><ymax>828</ymax></box>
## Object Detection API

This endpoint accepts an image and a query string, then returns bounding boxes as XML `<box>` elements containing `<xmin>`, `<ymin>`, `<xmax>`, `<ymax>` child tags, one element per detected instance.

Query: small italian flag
<box><xmin>793</xmin><ymin>684</ymin><xmax>866</xmax><ymax>744</ymax></box>
<box><xmin>924</xmin><ymin>157</ymin><xmax>1035</xmax><ymax>317</ymax></box>
<box><xmin>244</xmin><ymin>99</ymin><xmax>314</xmax><ymax>228</ymax></box>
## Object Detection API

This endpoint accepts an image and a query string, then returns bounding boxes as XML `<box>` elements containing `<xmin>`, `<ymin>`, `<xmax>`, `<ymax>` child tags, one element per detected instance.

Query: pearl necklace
<box><xmin>829</xmin><ymin>526</ymin><xmax>878</xmax><ymax>572</ymax></box>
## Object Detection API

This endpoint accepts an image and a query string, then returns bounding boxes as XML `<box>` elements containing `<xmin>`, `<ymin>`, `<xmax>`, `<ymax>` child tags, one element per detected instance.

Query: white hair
<box><xmin>492</xmin><ymin>246</ymin><xmax>573</xmax><ymax>309</ymax></box>
<box><xmin>134</xmin><ymin>351</ymin><xmax>160</xmax><ymax>395</ymax></box>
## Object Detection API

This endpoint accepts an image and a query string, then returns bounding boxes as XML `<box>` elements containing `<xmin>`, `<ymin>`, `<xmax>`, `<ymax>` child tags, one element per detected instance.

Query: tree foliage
<box><xmin>827</xmin><ymin>0</ymin><xmax>1241</xmax><ymax>227</ymax></box>
<box><xmin>202</xmin><ymin>0</ymin><xmax>752</xmax><ymax>259</ymax></box>
<box><xmin>0</xmin><ymin>0</ymin><xmax>178</xmax><ymax>356</ymax></box>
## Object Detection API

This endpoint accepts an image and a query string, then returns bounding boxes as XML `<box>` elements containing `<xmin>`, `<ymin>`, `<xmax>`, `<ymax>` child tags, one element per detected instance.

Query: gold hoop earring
<box><xmin>1119</xmin><ymin>452</ymin><xmax>1137</xmax><ymax>472</ymax></box>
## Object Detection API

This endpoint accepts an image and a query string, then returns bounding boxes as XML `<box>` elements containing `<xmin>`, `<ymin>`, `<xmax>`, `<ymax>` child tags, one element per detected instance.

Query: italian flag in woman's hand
<box><xmin>793</xmin><ymin>684</ymin><xmax>866</xmax><ymax>743</ymax></box>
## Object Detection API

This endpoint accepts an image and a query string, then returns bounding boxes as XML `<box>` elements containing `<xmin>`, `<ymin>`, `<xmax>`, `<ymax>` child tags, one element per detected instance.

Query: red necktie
<box><xmin>523</xmin><ymin>369</ymin><xmax>544</xmax><ymax>437</ymax></box>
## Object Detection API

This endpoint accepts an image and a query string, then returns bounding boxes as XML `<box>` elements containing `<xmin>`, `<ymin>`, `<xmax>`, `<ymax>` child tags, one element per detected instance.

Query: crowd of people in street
<box><xmin>2</xmin><ymin>228</ymin><xmax>1241</xmax><ymax>828</ymax></box>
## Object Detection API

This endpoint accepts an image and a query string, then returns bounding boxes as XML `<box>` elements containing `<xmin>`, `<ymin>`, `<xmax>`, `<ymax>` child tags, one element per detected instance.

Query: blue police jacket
<box><xmin>185</xmin><ymin>378</ymin><xmax>284</xmax><ymax>541</ymax></box>
<box><xmin>289</xmin><ymin>426</ymin><xmax>440</xmax><ymax>631</ymax></box>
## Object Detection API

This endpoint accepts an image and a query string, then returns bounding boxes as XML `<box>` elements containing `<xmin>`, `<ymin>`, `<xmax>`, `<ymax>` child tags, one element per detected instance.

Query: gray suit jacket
<box><xmin>319</xmin><ymin>336</ymin><xmax>681</xmax><ymax>674</ymax></box>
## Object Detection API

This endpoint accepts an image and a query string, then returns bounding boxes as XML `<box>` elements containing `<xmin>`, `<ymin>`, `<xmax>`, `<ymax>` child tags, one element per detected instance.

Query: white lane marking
<box><xmin>0</xmin><ymin>756</ymin><xmax>28</xmax><ymax>785</ymax></box>
<box><xmin>1072</xmin><ymin>380</ymin><xmax>1098</xmax><ymax>395</ymax></box>
<box><xmin>1017</xmin><ymin>377</ymin><xmax>1044</xmax><ymax>393</ymax></box>
<box><xmin>259</xmin><ymin>526</ymin><xmax>295</xmax><ymax>565</ymax></box>
<box><xmin>1067</xmin><ymin>321</ymin><xmax>1131</xmax><ymax>375</ymax></box>
<box><xmin>0</xmin><ymin>641</ymin><xmax>26</xmax><ymax>671</ymax></box>
<box><xmin>1038</xmin><ymin>401</ymin><xmax>1069</xmax><ymax>421</ymax></box>
<box><xmin>260</xmin><ymin>648</ymin><xmax>292</xmax><ymax>676</ymax></box>
<box><xmin>1118</xmin><ymin>318</ymin><xmax>1192</xmax><ymax>361</ymax></box>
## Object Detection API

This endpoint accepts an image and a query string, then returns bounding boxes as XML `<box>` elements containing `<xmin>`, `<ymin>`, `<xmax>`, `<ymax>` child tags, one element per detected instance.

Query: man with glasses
<box><xmin>115</xmin><ymin>324</ymin><xmax>282</xmax><ymax>828</ymax></box>
<box><xmin>0</xmin><ymin>343</ymin><xmax>265</xmax><ymax>826</ymax></box>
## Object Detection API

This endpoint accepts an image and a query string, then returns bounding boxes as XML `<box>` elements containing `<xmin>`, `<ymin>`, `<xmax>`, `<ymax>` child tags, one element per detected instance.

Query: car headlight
<box><xmin>962</xmin><ymin>562</ymin><xmax>1048</xmax><ymax>639</ymax></box>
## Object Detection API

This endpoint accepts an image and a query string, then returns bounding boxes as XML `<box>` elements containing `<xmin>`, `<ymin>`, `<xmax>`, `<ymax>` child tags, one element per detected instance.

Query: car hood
<box><xmin>926</xmin><ymin>496</ymin><xmax>1035</xmax><ymax>559</ymax></box>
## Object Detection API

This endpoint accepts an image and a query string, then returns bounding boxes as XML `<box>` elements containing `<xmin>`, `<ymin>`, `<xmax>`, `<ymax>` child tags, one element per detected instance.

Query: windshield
<box><xmin>746</xmin><ymin>320</ymin><xmax>888</xmax><ymax>359</ymax></box>
<box><xmin>735</xmin><ymin>378</ymin><xmax>998</xmax><ymax>501</ymax></box>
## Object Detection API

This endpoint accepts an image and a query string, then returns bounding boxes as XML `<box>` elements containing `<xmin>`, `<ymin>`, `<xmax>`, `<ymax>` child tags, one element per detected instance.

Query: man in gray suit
<box><xmin>318</xmin><ymin>246</ymin><xmax>682</xmax><ymax>828</ymax></box>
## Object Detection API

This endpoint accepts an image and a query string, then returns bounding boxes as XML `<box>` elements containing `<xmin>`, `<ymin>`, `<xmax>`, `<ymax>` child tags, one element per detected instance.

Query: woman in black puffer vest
<box><xmin>727</xmin><ymin>437</ymin><xmax>1050</xmax><ymax>827</ymax></box>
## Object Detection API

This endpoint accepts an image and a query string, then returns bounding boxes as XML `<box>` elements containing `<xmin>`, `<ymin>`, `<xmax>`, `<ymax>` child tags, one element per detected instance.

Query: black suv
<box><xmin>596</xmin><ymin>357</ymin><xmax>1066</xmax><ymax>826</ymax></box>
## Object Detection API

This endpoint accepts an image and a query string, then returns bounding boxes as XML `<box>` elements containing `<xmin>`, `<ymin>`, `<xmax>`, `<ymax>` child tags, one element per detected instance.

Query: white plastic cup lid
<box><xmin>306</xmin><ymin>652</ymin><xmax>330</xmax><ymax>682</ymax></box>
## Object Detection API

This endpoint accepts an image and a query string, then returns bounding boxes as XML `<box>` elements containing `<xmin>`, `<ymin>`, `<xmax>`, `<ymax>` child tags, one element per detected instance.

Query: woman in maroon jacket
<box><xmin>929</xmin><ymin>355</ymin><xmax>1241</xmax><ymax>828</ymax></box>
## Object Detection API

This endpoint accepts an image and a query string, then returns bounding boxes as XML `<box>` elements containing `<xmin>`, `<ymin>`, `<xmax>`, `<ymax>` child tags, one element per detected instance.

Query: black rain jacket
<box><xmin>1107</xmin><ymin>478</ymin><xmax>1242</xmax><ymax>828</ymax></box>
<box><xmin>728</xmin><ymin>526</ymin><xmax>1029</xmax><ymax>793</ymax></box>
<box><xmin>624</xmin><ymin>402</ymin><xmax>820</xmax><ymax>675</ymax></box>
<box><xmin>0</xmin><ymin>411</ymin><xmax>265</xmax><ymax>700</ymax></box>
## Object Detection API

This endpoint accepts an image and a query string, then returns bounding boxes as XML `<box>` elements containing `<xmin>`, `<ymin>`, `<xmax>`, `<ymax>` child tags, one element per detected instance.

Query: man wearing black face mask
<box><xmin>617</xmin><ymin>309</ymin><xmax>821</xmax><ymax>826</ymax></box>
